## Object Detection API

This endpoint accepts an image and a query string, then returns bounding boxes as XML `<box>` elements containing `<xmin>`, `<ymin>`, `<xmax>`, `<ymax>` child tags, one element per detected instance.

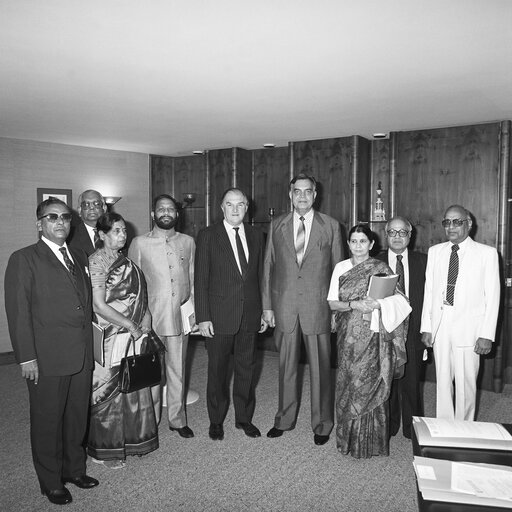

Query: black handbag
<box><xmin>119</xmin><ymin>335</ymin><xmax>162</xmax><ymax>393</ymax></box>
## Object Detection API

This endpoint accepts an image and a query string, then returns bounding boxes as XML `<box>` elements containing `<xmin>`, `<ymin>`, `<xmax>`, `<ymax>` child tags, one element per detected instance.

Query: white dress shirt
<box><xmin>387</xmin><ymin>248</ymin><xmax>409</xmax><ymax>296</ymax></box>
<box><xmin>41</xmin><ymin>236</ymin><xmax>75</xmax><ymax>268</ymax></box>
<box><xmin>223</xmin><ymin>220</ymin><xmax>249</xmax><ymax>274</ymax></box>
<box><xmin>293</xmin><ymin>209</ymin><xmax>314</xmax><ymax>252</ymax></box>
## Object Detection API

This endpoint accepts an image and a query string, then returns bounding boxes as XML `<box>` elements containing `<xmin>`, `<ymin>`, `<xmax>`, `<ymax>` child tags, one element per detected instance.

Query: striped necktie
<box><xmin>295</xmin><ymin>216</ymin><xmax>306</xmax><ymax>266</ymax></box>
<box><xmin>59</xmin><ymin>247</ymin><xmax>76</xmax><ymax>281</ymax></box>
<box><xmin>93</xmin><ymin>228</ymin><xmax>101</xmax><ymax>249</ymax></box>
<box><xmin>395</xmin><ymin>254</ymin><xmax>405</xmax><ymax>294</ymax></box>
<box><xmin>445</xmin><ymin>244</ymin><xmax>459</xmax><ymax>305</ymax></box>
<box><xmin>234</xmin><ymin>227</ymin><xmax>248</xmax><ymax>275</ymax></box>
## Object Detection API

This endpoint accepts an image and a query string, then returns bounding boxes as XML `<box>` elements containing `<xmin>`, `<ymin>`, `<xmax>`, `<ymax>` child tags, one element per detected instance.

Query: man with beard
<box><xmin>128</xmin><ymin>194</ymin><xmax>196</xmax><ymax>438</ymax></box>
<box><xmin>68</xmin><ymin>190</ymin><xmax>107</xmax><ymax>256</ymax></box>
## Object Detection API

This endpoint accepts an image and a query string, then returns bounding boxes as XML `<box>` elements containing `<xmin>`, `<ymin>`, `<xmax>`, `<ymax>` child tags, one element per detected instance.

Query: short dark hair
<box><xmin>152</xmin><ymin>194</ymin><xmax>178</xmax><ymax>212</ymax></box>
<box><xmin>36</xmin><ymin>197</ymin><xmax>70</xmax><ymax>219</ymax></box>
<box><xmin>96</xmin><ymin>212</ymin><xmax>124</xmax><ymax>234</ymax></box>
<box><xmin>348</xmin><ymin>223</ymin><xmax>374</xmax><ymax>242</ymax></box>
<box><xmin>289</xmin><ymin>173</ymin><xmax>317</xmax><ymax>190</ymax></box>
<box><xmin>220</xmin><ymin>188</ymin><xmax>249</xmax><ymax>204</ymax></box>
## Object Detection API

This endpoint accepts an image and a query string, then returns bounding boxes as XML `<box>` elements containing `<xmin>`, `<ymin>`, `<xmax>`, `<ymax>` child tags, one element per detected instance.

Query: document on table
<box><xmin>414</xmin><ymin>456</ymin><xmax>512</xmax><ymax>508</ymax></box>
<box><xmin>412</xmin><ymin>416</ymin><xmax>512</xmax><ymax>450</ymax></box>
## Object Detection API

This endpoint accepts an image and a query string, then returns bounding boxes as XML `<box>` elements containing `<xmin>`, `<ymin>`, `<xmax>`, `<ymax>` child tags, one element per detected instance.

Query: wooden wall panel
<box><xmin>252</xmin><ymin>146</ymin><xmax>290</xmax><ymax>222</ymax></box>
<box><xmin>151</xmin><ymin>155</ymin><xmax>173</xmax><ymax>203</ymax></box>
<box><xmin>394</xmin><ymin>123</ymin><xmax>500</xmax><ymax>253</ymax></box>
<box><xmin>208</xmin><ymin>148</ymin><xmax>234</xmax><ymax>224</ymax></box>
<box><xmin>292</xmin><ymin>137</ymin><xmax>353</xmax><ymax>227</ymax></box>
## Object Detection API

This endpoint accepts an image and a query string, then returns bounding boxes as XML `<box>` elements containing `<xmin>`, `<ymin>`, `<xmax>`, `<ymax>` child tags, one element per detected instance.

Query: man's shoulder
<box><xmin>409</xmin><ymin>250</ymin><xmax>427</xmax><ymax>261</ymax></box>
<box><xmin>375</xmin><ymin>251</ymin><xmax>388</xmax><ymax>263</ymax></box>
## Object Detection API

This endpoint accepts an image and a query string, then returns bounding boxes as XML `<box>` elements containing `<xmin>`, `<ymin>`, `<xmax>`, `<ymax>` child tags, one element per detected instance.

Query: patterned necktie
<box><xmin>295</xmin><ymin>216</ymin><xmax>306</xmax><ymax>266</ymax></box>
<box><xmin>93</xmin><ymin>228</ymin><xmax>101</xmax><ymax>249</ymax></box>
<box><xmin>445</xmin><ymin>244</ymin><xmax>459</xmax><ymax>305</ymax></box>
<box><xmin>59</xmin><ymin>247</ymin><xmax>76</xmax><ymax>280</ymax></box>
<box><xmin>234</xmin><ymin>227</ymin><xmax>248</xmax><ymax>275</ymax></box>
<box><xmin>395</xmin><ymin>254</ymin><xmax>405</xmax><ymax>294</ymax></box>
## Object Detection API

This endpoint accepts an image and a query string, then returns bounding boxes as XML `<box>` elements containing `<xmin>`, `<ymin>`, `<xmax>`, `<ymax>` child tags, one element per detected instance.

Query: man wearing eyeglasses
<box><xmin>377</xmin><ymin>216</ymin><xmax>427</xmax><ymax>439</ymax></box>
<box><xmin>421</xmin><ymin>205</ymin><xmax>500</xmax><ymax>421</ymax></box>
<box><xmin>4</xmin><ymin>198</ymin><xmax>98</xmax><ymax>505</ymax></box>
<box><xmin>68</xmin><ymin>189</ymin><xmax>107</xmax><ymax>256</ymax></box>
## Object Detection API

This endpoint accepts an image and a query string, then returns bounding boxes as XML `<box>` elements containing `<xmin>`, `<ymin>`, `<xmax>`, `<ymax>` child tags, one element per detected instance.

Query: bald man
<box><xmin>68</xmin><ymin>190</ymin><xmax>107</xmax><ymax>256</ymax></box>
<box><xmin>421</xmin><ymin>205</ymin><xmax>500</xmax><ymax>420</ymax></box>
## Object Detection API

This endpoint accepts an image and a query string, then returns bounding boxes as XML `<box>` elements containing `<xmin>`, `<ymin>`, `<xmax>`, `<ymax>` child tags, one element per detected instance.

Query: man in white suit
<box><xmin>128</xmin><ymin>194</ymin><xmax>195</xmax><ymax>438</ymax></box>
<box><xmin>421</xmin><ymin>205</ymin><xmax>500</xmax><ymax>420</ymax></box>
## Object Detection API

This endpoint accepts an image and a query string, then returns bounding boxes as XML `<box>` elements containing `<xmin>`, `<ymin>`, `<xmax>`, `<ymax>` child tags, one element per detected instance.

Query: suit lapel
<box><xmin>302</xmin><ymin>212</ymin><xmax>323</xmax><ymax>263</ymax></box>
<box><xmin>279</xmin><ymin>213</ymin><xmax>296</xmax><ymax>261</ymax></box>
<box><xmin>216</xmin><ymin>223</ymin><xmax>241</xmax><ymax>276</ymax></box>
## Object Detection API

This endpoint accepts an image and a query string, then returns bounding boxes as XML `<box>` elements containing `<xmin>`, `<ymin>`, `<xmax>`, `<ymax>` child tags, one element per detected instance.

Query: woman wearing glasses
<box><xmin>87</xmin><ymin>212</ymin><xmax>163</xmax><ymax>469</ymax></box>
<box><xmin>327</xmin><ymin>224</ymin><xmax>409</xmax><ymax>458</ymax></box>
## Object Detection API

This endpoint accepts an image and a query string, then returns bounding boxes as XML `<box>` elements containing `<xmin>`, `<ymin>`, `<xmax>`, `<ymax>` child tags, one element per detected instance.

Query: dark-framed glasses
<box><xmin>81</xmin><ymin>200</ymin><xmax>104</xmax><ymax>210</ymax></box>
<box><xmin>38</xmin><ymin>213</ymin><xmax>72</xmax><ymax>223</ymax></box>
<box><xmin>441</xmin><ymin>218</ymin><xmax>468</xmax><ymax>228</ymax></box>
<box><xmin>387</xmin><ymin>229</ymin><xmax>410</xmax><ymax>237</ymax></box>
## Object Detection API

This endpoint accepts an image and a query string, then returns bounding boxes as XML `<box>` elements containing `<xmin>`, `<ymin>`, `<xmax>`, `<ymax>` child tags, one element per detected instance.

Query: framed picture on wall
<box><xmin>37</xmin><ymin>188</ymin><xmax>73</xmax><ymax>208</ymax></box>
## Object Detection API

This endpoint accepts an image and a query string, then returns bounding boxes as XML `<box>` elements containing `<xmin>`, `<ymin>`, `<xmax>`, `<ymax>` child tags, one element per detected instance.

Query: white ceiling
<box><xmin>1</xmin><ymin>0</ymin><xmax>512</xmax><ymax>156</ymax></box>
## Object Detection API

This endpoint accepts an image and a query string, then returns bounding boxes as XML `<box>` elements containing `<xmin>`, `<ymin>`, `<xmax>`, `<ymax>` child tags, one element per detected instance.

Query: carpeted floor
<box><xmin>2</xmin><ymin>341</ymin><xmax>512</xmax><ymax>512</ymax></box>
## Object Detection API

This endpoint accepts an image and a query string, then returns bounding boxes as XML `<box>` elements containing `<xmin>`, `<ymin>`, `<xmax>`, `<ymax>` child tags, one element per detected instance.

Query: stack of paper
<box><xmin>413</xmin><ymin>416</ymin><xmax>512</xmax><ymax>451</ymax></box>
<box><xmin>414</xmin><ymin>456</ymin><xmax>512</xmax><ymax>508</ymax></box>
<box><xmin>93</xmin><ymin>323</ymin><xmax>141</xmax><ymax>368</ymax></box>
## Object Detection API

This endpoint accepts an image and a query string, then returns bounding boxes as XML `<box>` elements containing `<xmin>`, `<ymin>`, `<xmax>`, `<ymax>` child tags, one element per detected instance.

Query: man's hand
<box><xmin>21</xmin><ymin>360</ymin><xmax>39</xmax><ymax>384</ymax></box>
<box><xmin>474</xmin><ymin>337</ymin><xmax>492</xmax><ymax>355</ymax></box>
<box><xmin>421</xmin><ymin>332</ymin><xmax>433</xmax><ymax>348</ymax></box>
<box><xmin>259</xmin><ymin>318</ymin><xmax>268</xmax><ymax>333</ymax></box>
<box><xmin>199</xmin><ymin>321</ymin><xmax>214</xmax><ymax>338</ymax></box>
<box><xmin>262</xmin><ymin>309</ymin><xmax>275</xmax><ymax>328</ymax></box>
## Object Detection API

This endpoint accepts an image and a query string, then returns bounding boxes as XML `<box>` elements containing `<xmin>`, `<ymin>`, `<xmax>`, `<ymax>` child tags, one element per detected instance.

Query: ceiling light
<box><xmin>373</xmin><ymin>133</ymin><xmax>387</xmax><ymax>139</ymax></box>
<box><xmin>263</xmin><ymin>143</ymin><xmax>275</xmax><ymax>148</ymax></box>
<box><xmin>192</xmin><ymin>150</ymin><xmax>204</xmax><ymax>155</ymax></box>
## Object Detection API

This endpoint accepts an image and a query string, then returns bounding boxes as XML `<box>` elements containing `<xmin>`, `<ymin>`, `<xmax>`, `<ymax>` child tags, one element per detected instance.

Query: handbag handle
<box><xmin>123</xmin><ymin>335</ymin><xmax>136</xmax><ymax>361</ymax></box>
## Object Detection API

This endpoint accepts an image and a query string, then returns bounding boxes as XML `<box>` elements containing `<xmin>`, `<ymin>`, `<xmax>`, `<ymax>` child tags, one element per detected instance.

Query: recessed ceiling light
<box><xmin>192</xmin><ymin>150</ymin><xmax>204</xmax><ymax>155</ymax></box>
<box><xmin>263</xmin><ymin>143</ymin><xmax>275</xmax><ymax>148</ymax></box>
<box><xmin>373</xmin><ymin>133</ymin><xmax>387</xmax><ymax>139</ymax></box>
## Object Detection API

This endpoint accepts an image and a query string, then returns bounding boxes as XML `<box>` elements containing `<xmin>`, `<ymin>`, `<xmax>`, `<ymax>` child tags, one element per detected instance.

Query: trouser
<box><xmin>152</xmin><ymin>333</ymin><xmax>189</xmax><ymax>427</ymax></box>
<box><xmin>433</xmin><ymin>307</ymin><xmax>480</xmax><ymax>421</ymax></box>
<box><xmin>273</xmin><ymin>318</ymin><xmax>333</xmax><ymax>436</ymax></box>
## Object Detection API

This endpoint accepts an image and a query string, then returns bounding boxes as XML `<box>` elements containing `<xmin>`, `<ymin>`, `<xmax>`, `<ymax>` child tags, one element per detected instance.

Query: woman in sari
<box><xmin>87</xmin><ymin>212</ymin><xmax>158</xmax><ymax>469</ymax></box>
<box><xmin>327</xmin><ymin>224</ymin><xmax>409</xmax><ymax>458</ymax></box>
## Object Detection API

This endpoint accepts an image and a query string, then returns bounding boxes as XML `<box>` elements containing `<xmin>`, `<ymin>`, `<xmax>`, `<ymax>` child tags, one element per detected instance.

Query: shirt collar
<box><xmin>223</xmin><ymin>219</ymin><xmax>245</xmax><ymax>235</ymax></box>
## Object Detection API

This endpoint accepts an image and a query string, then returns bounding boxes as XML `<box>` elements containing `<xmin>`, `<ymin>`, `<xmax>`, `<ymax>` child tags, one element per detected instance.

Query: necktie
<box><xmin>234</xmin><ymin>227</ymin><xmax>248</xmax><ymax>275</ymax></box>
<box><xmin>395</xmin><ymin>254</ymin><xmax>405</xmax><ymax>294</ymax></box>
<box><xmin>93</xmin><ymin>228</ymin><xmax>101</xmax><ymax>249</ymax></box>
<box><xmin>295</xmin><ymin>216</ymin><xmax>306</xmax><ymax>266</ymax></box>
<box><xmin>59</xmin><ymin>247</ymin><xmax>76</xmax><ymax>280</ymax></box>
<box><xmin>445</xmin><ymin>244</ymin><xmax>459</xmax><ymax>305</ymax></box>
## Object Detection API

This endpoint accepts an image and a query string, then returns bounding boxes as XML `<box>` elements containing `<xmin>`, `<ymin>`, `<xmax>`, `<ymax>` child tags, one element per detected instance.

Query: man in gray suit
<box><xmin>262</xmin><ymin>174</ymin><xmax>342</xmax><ymax>445</ymax></box>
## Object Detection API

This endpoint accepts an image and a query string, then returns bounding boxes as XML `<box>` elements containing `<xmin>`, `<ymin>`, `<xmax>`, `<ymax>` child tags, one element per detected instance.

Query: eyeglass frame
<box><xmin>80</xmin><ymin>200</ymin><xmax>104</xmax><ymax>210</ymax></box>
<box><xmin>38</xmin><ymin>213</ymin><xmax>73</xmax><ymax>223</ymax></box>
<box><xmin>441</xmin><ymin>218</ymin><xmax>468</xmax><ymax>228</ymax></box>
<box><xmin>386</xmin><ymin>229</ymin><xmax>410</xmax><ymax>238</ymax></box>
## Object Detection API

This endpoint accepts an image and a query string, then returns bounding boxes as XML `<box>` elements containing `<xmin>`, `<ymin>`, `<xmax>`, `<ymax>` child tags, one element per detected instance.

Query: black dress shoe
<box><xmin>42</xmin><ymin>488</ymin><xmax>73</xmax><ymax>505</ymax></box>
<box><xmin>314</xmin><ymin>434</ymin><xmax>329</xmax><ymax>446</ymax></box>
<box><xmin>209</xmin><ymin>423</ymin><xmax>224</xmax><ymax>440</ymax></box>
<box><xmin>235</xmin><ymin>422</ymin><xmax>261</xmax><ymax>438</ymax></box>
<box><xmin>266</xmin><ymin>427</ymin><xmax>284</xmax><ymax>438</ymax></box>
<box><xmin>62</xmin><ymin>475</ymin><xmax>99</xmax><ymax>489</ymax></box>
<box><xmin>169</xmin><ymin>425</ymin><xmax>195</xmax><ymax>438</ymax></box>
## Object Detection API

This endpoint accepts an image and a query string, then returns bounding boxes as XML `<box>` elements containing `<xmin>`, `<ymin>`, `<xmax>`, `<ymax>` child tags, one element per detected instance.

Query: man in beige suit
<box><xmin>128</xmin><ymin>194</ymin><xmax>195</xmax><ymax>438</ymax></box>
<box><xmin>262</xmin><ymin>174</ymin><xmax>342</xmax><ymax>445</ymax></box>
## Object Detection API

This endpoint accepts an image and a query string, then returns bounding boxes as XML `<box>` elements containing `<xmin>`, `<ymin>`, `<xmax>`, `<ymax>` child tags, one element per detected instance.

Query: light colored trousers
<box><xmin>433</xmin><ymin>307</ymin><xmax>480</xmax><ymax>421</ymax></box>
<box><xmin>152</xmin><ymin>333</ymin><xmax>189</xmax><ymax>427</ymax></box>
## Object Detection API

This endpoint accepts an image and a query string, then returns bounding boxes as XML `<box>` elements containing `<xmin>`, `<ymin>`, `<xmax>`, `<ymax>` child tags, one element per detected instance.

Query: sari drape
<box><xmin>335</xmin><ymin>257</ymin><xmax>407</xmax><ymax>458</ymax></box>
<box><xmin>87</xmin><ymin>253</ymin><xmax>159</xmax><ymax>460</ymax></box>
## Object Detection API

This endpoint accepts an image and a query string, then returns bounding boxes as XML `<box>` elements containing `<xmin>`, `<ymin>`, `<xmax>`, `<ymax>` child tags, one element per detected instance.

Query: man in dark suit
<box><xmin>194</xmin><ymin>188</ymin><xmax>267</xmax><ymax>441</ymax></box>
<box><xmin>377</xmin><ymin>216</ymin><xmax>427</xmax><ymax>439</ymax></box>
<box><xmin>4</xmin><ymin>198</ymin><xmax>98</xmax><ymax>505</ymax></box>
<box><xmin>68</xmin><ymin>189</ymin><xmax>107</xmax><ymax>256</ymax></box>
<box><xmin>262</xmin><ymin>174</ymin><xmax>342</xmax><ymax>446</ymax></box>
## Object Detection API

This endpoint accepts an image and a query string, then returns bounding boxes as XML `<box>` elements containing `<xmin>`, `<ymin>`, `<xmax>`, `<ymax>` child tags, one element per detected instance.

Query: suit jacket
<box><xmin>194</xmin><ymin>222</ymin><xmax>264</xmax><ymax>335</ymax></box>
<box><xmin>377</xmin><ymin>249</ymin><xmax>427</xmax><ymax>348</ymax></box>
<box><xmin>4</xmin><ymin>240</ymin><xmax>93</xmax><ymax>376</ymax></box>
<box><xmin>261</xmin><ymin>210</ymin><xmax>342</xmax><ymax>335</ymax></box>
<box><xmin>420</xmin><ymin>237</ymin><xmax>500</xmax><ymax>345</ymax></box>
<box><xmin>68</xmin><ymin>222</ymin><xmax>95</xmax><ymax>256</ymax></box>
<box><xmin>128</xmin><ymin>230</ymin><xmax>195</xmax><ymax>336</ymax></box>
